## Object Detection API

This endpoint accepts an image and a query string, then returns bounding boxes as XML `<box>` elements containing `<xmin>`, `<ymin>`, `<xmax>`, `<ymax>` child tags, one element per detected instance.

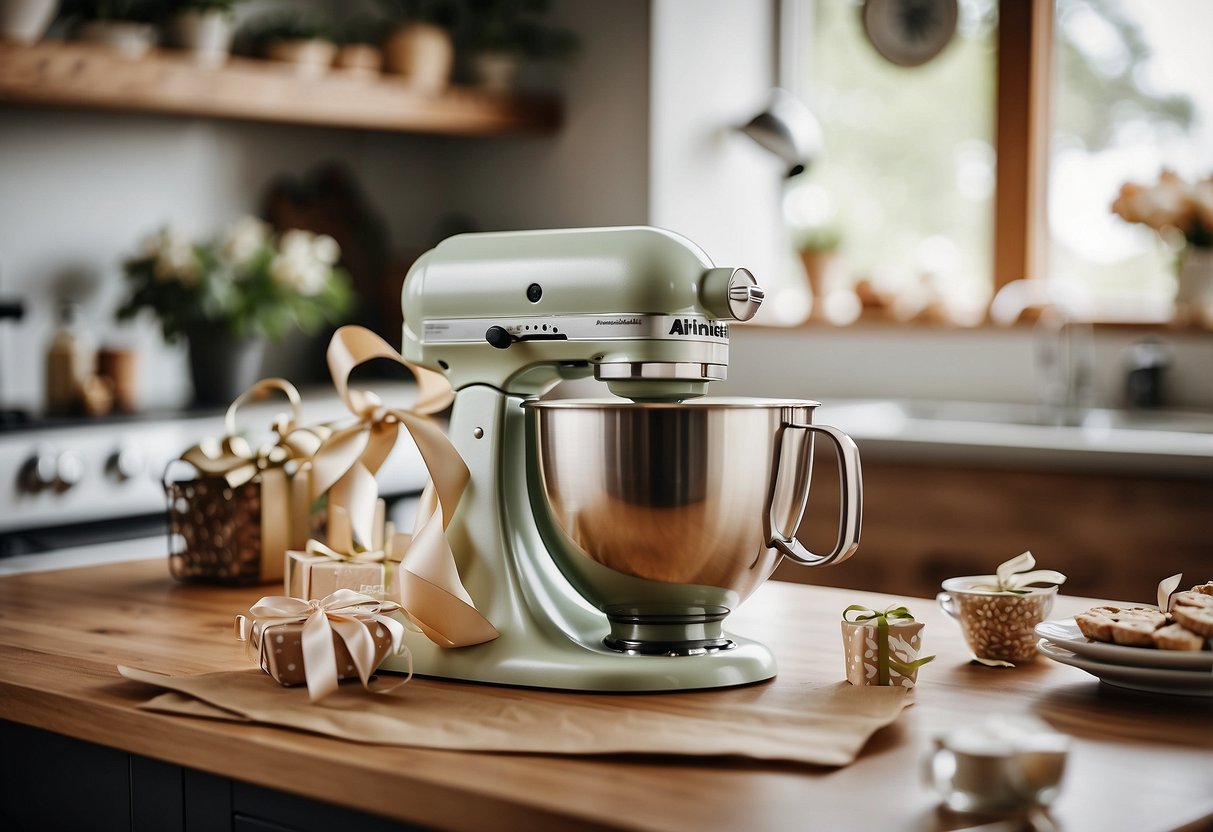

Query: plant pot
<box><xmin>265</xmin><ymin>38</ymin><xmax>337</xmax><ymax>80</ymax></box>
<box><xmin>75</xmin><ymin>20</ymin><xmax>157</xmax><ymax>59</ymax></box>
<box><xmin>1176</xmin><ymin>246</ymin><xmax>1213</xmax><ymax>328</ymax></box>
<box><xmin>0</xmin><ymin>0</ymin><xmax>59</xmax><ymax>44</ymax></box>
<box><xmin>471</xmin><ymin>50</ymin><xmax>520</xmax><ymax>93</ymax></box>
<box><xmin>383</xmin><ymin>22</ymin><xmax>452</xmax><ymax>93</ymax></box>
<box><xmin>333</xmin><ymin>43</ymin><xmax>382</xmax><ymax>79</ymax></box>
<box><xmin>166</xmin><ymin>8</ymin><xmax>233</xmax><ymax>68</ymax></box>
<box><xmin>186</xmin><ymin>327</ymin><xmax>265</xmax><ymax>407</ymax></box>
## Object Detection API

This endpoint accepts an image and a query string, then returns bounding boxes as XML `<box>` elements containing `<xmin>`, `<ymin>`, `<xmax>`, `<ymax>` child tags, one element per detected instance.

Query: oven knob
<box><xmin>108</xmin><ymin>445</ymin><xmax>145</xmax><ymax>481</ymax></box>
<box><xmin>55</xmin><ymin>451</ymin><xmax>84</xmax><ymax>489</ymax></box>
<box><xmin>21</xmin><ymin>448</ymin><xmax>59</xmax><ymax>492</ymax></box>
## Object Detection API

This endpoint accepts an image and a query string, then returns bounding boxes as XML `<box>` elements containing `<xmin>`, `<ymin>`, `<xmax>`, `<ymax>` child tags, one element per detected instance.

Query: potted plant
<box><xmin>0</xmin><ymin>0</ymin><xmax>60</xmax><ymax>44</ymax></box>
<box><xmin>332</xmin><ymin>13</ymin><xmax>383</xmax><ymax>79</ymax></box>
<box><xmin>242</xmin><ymin>13</ymin><xmax>336</xmax><ymax>79</ymax></box>
<box><xmin>60</xmin><ymin>0</ymin><xmax>160</xmax><ymax>58</ymax></box>
<box><xmin>116</xmin><ymin>218</ymin><xmax>354</xmax><ymax>405</ymax></box>
<box><xmin>378</xmin><ymin>0</ymin><xmax>457</xmax><ymax>93</ymax></box>
<box><xmin>164</xmin><ymin>0</ymin><xmax>243</xmax><ymax>67</ymax></box>
<box><xmin>460</xmin><ymin>0</ymin><xmax>578</xmax><ymax>93</ymax></box>
<box><xmin>1111</xmin><ymin>169</ymin><xmax>1213</xmax><ymax>327</ymax></box>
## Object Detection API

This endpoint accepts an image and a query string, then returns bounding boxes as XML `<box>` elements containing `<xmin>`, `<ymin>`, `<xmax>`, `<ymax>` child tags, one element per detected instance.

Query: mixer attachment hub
<box><xmin>601</xmin><ymin>607</ymin><xmax>736</xmax><ymax>656</ymax></box>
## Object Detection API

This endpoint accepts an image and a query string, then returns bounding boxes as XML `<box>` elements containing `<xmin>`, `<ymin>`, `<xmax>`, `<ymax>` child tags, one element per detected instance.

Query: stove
<box><xmin>0</xmin><ymin>385</ymin><xmax>429</xmax><ymax>566</ymax></box>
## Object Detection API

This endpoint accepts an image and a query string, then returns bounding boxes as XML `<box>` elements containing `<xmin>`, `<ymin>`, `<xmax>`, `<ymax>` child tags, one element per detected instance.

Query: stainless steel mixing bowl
<box><xmin>526</xmin><ymin>397</ymin><xmax>862</xmax><ymax>653</ymax></box>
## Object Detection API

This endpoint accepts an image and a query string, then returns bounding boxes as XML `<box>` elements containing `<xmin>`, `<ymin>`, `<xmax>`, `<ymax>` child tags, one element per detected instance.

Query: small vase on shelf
<box><xmin>1176</xmin><ymin>246</ymin><xmax>1213</xmax><ymax>328</ymax></box>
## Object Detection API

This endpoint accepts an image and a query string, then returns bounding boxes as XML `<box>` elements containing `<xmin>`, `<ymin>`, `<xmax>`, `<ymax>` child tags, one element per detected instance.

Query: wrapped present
<box><xmin>236</xmin><ymin>589</ymin><xmax>407</xmax><ymax>701</ymax></box>
<box><xmin>286</xmin><ymin>502</ymin><xmax>397</xmax><ymax>600</ymax></box>
<box><xmin>841</xmin><ymin>604</ymin><xmax>935</xmax><ymax>689</ymax></box>
<box><xmin>166</xmin><ymin>378</ymin><xmax>328</xmax><ymax>585</ymax></box>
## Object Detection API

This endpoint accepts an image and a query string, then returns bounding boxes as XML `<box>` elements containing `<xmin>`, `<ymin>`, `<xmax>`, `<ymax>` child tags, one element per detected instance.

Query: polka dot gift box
<box><xmin>237</xmin><ymin>590</ymin><xmax>407</xmax><ymax>701</ymax></box>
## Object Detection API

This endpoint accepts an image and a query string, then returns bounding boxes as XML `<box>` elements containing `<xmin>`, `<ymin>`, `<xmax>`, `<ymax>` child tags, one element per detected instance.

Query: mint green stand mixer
<box><xmin>383</xmin><ymin>226</ymin><xmax>863</xmax><ymax>691</ymax></box>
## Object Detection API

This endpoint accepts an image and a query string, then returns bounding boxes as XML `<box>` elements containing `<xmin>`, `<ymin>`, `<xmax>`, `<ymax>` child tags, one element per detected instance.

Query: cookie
<box><xmin>1188</xmin><ymin>582</ymin><xmax>1213</xmax><ymax>597</ymax></box>
<box><xmin>1171</xmin><ymin>591</ymin><xmax>1213</xmax><ymax>638</ymax></box>
<box><xmin>1111</xmin><ymin>618</ymin><xmax>1163</xmax><ymax>646</ymax></box>
<box><xmin>1152</xmin><ymin>623</ymin><xmax>1206</xmax><ymax>652</ymax></box>
<box><xmin>1075</xmin><ymin>606</ymin><xmax>1165</xmax><ymax>643</ymax></box>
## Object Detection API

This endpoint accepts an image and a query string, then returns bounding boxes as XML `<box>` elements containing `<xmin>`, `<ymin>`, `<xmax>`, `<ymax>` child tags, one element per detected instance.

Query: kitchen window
<box><xmin>785</xmin><ymin>0</ymin><xmax>1213</xmax><ymax>326</ymax></box>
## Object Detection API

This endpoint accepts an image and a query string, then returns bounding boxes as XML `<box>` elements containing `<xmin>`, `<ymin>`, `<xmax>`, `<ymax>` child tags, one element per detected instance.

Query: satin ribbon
<box><xmin>177</xmin><ymin>378</ymin><xmax>330</xmax><ymax>581</ymax></box>
<box><xmin>236</xmin><ymin>589</ymin><xmax>408</xmax><ymax>702</ymax></box>
<box><xmin>970</xmin><ymin>551</ymin><xmax>1067</xmax><ymax>594</ymax></box>
<box><xmin>311</xmin><ymin>326</ymin><xmax>498</xmax><ymax>648</ymax></box>
<box><xmin>843</xmin><ymin>605</ymin><xmax>935</xmax><ymax>686</ymax></box>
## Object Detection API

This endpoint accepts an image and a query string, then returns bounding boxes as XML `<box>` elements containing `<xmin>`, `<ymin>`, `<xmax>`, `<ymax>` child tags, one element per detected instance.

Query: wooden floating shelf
<box><xmin>0</xmin><ymin>41</ymin><xmax>562</xmax><ymax>136</ymax></box>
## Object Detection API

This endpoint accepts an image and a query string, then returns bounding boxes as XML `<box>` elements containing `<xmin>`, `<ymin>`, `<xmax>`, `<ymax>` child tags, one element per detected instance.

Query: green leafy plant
<box><xmin>377</xmin><ymin>0</ymin><xmax>459</xmax><ymax>28</ymax></box>
<box><xmin>116</xmin><ymin>218</ymin><xmax>354</xmax><ymax>342</ymax></box>
<box><xmin>240</xmin><ymin>13</ymin><xmax>331</xmax><ymax>47</ymax></box>
<box><xmin>461</xmin><ymin>0</ymin><xmax>577</xmax><ymax>60</ymax></box>
<box><xmin>59</xmin><ymin>0</ymin><xmax>162</xmax><ymax>22</ymax></box>
<box><xmin>794</xmin><ymin>225</ymin><xmax>842</xmax><ymax>254</ymax></box>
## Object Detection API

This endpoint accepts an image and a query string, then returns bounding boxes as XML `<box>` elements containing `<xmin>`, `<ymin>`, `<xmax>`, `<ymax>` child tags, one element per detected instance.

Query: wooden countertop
<box><xmin>1</xmin><ymin>560</ymin><xmax>1210</xmax><ymax>831</ymax></box>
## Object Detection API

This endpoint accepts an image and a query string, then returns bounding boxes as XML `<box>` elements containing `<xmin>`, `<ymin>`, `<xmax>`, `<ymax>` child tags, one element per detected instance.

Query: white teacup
<box><xmin>925</xmin><ymin>716</ymin><xmax>1070</xmax><ymax>814</ymax></box>
<box><xmin>938</xmin><ymin>576</ymin><xmax>1058</xmax><ymax>663</ymax></box>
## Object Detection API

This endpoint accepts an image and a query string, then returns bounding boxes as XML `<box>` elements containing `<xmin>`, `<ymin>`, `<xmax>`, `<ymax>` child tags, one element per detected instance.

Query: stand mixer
<box><xmin>385</xmin><ymin>226</ymin><xmax>862</xmax><ymax>691</ymax></box>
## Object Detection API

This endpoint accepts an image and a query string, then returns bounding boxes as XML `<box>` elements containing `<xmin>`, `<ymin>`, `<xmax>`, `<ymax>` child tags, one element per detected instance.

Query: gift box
<box><xmin>239</xmin><ymin>590</ymin><xmax>406</xmax><ymax>701</ymax></box>
<box><xmin>166</xmin><ymin>378</ymin><xmax>328</xmax><ymax>585</ymax></box>
<box><xmin>841</xmin><ymin>605</ymin><xmax>934</xmax><ymax>689</ymax></box>
<box><xmin>286</xmin><ymin>500</ymin><xmax>398</xmax><ymax>600</ymax></box>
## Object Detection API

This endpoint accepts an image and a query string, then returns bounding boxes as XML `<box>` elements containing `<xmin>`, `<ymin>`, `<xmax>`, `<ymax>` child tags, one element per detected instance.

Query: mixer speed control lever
<box><xmin>485</xmin><ymin>325</ymin><xmax>567</xmax><ymax>349</ymax></box>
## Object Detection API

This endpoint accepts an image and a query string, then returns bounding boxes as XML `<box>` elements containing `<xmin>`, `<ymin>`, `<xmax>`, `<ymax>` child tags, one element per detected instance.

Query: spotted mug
<box><xmin>937</xmin><ymin>576</ymin><xmax>1058</xmax><ymax>663</ymax></box>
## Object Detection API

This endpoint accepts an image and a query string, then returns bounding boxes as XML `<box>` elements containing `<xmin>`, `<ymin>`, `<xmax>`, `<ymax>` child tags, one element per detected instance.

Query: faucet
<box><xmin>990</xmin><ymin>279</ymin><xmax>1095</xmax><ymax>425</ymax></box>
<box><xmin>1033</xmin><ymin>305</ymin><xmax>1095</xmax><ymax>425</ymax></box>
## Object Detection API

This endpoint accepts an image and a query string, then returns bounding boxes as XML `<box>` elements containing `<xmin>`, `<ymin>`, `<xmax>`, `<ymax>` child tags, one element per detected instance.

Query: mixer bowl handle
<box><xmin>768</xmin><ymin>422</ymin><xmax>863</xmax><ymax>567</ymax></box>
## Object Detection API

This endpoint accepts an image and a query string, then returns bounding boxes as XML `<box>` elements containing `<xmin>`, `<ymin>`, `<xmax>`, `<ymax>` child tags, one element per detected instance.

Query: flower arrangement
<box><xmin>116</xmin><ymin>218</ymin><xmax>353</xmax><ymax>342</ymax></box>
<box><xmin>1111</xmin><ymin>169</ymin><xmax>1213</xmax><ymax>249</ymax></box>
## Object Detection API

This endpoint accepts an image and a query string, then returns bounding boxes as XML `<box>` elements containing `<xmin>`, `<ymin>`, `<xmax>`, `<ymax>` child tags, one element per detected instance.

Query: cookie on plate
<box><xmin>1075</xmin><ymin>606</ymin><xmax>1165</xmax><ymax>643</ymax></box>
<box><xmin>1152</xmin><ymin>623</ymin><xmax>1206</xmax><ymax>652</ymax></box>
<box><xmin>1171</xmin><ymin>591</ymin><xmax>1213</xmax><ymax>638</ymax></box>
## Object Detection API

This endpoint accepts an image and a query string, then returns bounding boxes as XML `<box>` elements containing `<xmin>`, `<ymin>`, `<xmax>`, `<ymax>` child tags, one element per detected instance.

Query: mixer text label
<box><xmin>668</xmin><ymin>318</ymin><xmax>730</xmax><ymax>339</ymax></box>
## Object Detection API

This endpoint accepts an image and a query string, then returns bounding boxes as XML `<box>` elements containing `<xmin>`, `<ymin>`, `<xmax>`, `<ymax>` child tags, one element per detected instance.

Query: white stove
<box><xmin>0</xmin><ymin>384</ymin><xmax>430</xmax><ymax>570</ymax></box>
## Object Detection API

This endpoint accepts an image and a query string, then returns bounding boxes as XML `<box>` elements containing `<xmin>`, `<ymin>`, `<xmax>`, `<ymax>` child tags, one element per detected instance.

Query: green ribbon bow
<box><xmin>843</xmin><ymin>604</ymin><xmax>936</xmax><ymax>686</ymax></box>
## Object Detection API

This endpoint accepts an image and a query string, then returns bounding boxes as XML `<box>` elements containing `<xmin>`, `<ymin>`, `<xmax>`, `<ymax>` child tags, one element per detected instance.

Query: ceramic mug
<box><xmin>937</xmin><ymin>576</ymin><xmax>1058</xmax><ymax>663</ymax></box>
<box><xmin>925</xmin><ymin>719</ymin><xmax>1069</xmax><ymax>814</ymax></box>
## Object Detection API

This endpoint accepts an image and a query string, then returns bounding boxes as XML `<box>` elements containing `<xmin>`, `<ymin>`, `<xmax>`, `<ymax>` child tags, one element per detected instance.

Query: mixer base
<box><xmin>380</xmin><ymin>629</ymin><xmax>777</xmax><ymax>692</ymax></box>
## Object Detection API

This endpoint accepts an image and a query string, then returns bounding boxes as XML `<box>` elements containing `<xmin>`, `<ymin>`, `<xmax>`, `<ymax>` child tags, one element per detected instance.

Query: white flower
<box><xmin>312</xmin><ymin>234</ymin><xmax>340</xmax><ymax>266</ymax></box>
<box><xmin>268</xmin><ymin>229</ymin><xmax>335</xmax><ymax>296</ymax></box>
<box><xmin>148</xmin><ymin>227</ymin><xmax>200</xmax><ymax>286</ymax></box>
<box><xmin>222</xmin><ymin>216</ymin><xmax>270</xmax><ymax>267</ymax></box>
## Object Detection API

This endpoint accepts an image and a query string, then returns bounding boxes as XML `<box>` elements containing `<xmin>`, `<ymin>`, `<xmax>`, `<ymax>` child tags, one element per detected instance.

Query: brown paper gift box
<box><xmin>254</xmin><ymin>619</ymin><xmax>396</xmax><ymax>687</ymax></box>
<box><xmin>841</xmin><ymin>619</ymin><xmax>926</xmax><ymax>688</ymax></box>
<box><xmin>285</xmin><ymin>551</ymin><xmax>392</xmax><ymax>601</ymax></box>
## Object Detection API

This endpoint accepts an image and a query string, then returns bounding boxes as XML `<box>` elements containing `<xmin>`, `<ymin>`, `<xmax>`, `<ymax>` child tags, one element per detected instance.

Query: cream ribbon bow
<box><xmin>180</xmin><ymin>378</ymin><xmax>329</xmax><ymax>488</ymax></box>
<box><xmin>238</xmin><ymin>589</ymin><xmax>407</xmax><ymax>702</ymax></box>
<box><xmin>972</xmin><ymin>551</ymin><xmax>1067</xmax><ymax>593</ymax></box>
<box><xmin>310</xmin><ymin>326</ymin><xmax>499</xmax><ymax>648</ymax></box>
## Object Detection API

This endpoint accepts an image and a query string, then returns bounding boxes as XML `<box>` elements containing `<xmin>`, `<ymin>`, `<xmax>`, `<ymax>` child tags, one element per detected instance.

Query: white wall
<box><xmin>0</xmin><ymin>112</ymin><xmax>448</xmax><ymax>410</ymax></box>
<box><xmin>648</xmin><ymin>0</ymin><xmax>787</xmax><ymax>288</ymax></box>
<box><xmin>436</xmin><ymin>0</ymin><xmax>652</xmax><ymax>231</ymax></box>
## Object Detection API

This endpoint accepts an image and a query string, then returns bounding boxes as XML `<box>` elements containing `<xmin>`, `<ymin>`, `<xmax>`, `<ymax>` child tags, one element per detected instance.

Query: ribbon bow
<box><xmin>237</xmin><ymin>589</ymin><xmax>407</xmax><ymax>702</ymax></box>
<box><xmin>310</xmin><ymin>326</ymin><xmax>498</xmax><ymax>648</ymax></box>
<box><xmin>843</xmin><ymin>604</ymin><xmax>935</xmax><ymax>685</ymax></box>
<box><xmin>971</xmin><ymin>551</ymin><xmax>1067</xmax><ymax>594</ymax></box>
<box><xmin>179</xmin><ymin>378</ymin><xmax>329</xmax><ymax>488</ymax></box>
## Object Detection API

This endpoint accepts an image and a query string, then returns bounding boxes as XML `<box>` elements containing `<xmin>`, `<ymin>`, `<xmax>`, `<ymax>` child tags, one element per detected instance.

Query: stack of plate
<box><xmin>1035</xmin><ymin>619</ymin><xmax>1213</xmax><ymax>697</ymax></box>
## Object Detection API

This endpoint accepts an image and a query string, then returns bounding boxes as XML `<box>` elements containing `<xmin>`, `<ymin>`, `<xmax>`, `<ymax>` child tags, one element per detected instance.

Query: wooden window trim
<box><xmin>994</xmin><ymin>0</ymin><xmax>1053</xmax><ymax>290</ymax></box>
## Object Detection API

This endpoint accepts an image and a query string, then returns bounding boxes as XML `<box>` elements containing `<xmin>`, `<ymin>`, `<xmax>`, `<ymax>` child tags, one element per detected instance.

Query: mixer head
<box><xmin>401</xmin><ymin>227</ymin><xmax>764</xmax><ymax>401</ymax></box>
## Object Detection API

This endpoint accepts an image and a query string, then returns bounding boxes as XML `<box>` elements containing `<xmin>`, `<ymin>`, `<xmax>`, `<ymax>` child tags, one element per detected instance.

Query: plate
<box><xmin>1036</xmin><ymin>640</ymin><xmax>1213</xmax><ymax>697</ymax></box>
<box><xmin>1035</xmin><ymin>618</ymin><xmax>1213</xmax><ymax>671</ymax></box>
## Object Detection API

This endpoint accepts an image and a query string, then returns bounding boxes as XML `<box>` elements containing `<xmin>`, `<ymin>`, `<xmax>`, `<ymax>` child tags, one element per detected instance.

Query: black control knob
<box><xmin>485</xmin><ymin>326</ymin><xmax>518</xmax><ymax>350</ymax></box>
